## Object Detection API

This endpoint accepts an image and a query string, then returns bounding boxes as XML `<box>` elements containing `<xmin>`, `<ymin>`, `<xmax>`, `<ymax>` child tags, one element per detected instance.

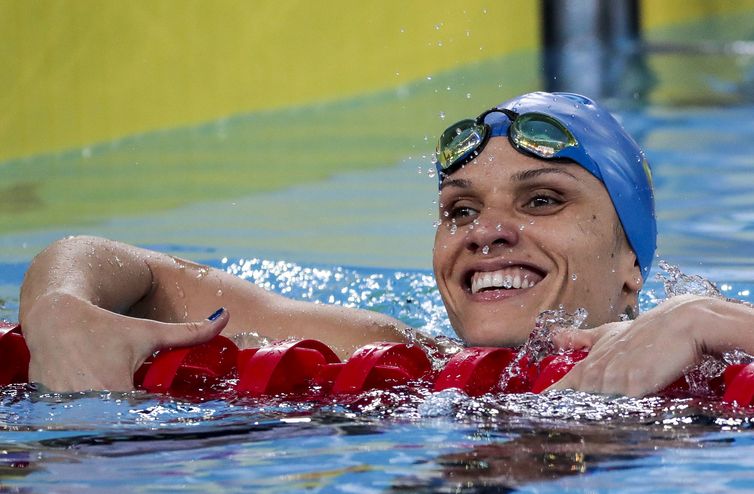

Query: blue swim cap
<box><xmin>484</xmin><ymin>91</ymin><xmax>656</xmax><ymax>280</ymax></box>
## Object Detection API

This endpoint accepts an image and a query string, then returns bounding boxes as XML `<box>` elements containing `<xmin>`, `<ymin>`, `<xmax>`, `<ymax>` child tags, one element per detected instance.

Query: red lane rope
<box><xmin>0</xmin><ymin>323</ymin><xmax>751</xmax><ymax>403</ymax></box>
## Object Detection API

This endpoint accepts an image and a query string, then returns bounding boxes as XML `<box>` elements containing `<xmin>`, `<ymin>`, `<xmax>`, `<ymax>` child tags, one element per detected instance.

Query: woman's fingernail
<box><xmin>208</xmin><ymin>307</ymin><xmax>225</xmax><ymax>321</ymax></box>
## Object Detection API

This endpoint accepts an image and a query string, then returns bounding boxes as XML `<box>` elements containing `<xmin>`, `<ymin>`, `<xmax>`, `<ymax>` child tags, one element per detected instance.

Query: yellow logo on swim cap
<box><xmin>642</xmin><ymin>157</ymin><xmax>653</xmax><ymax>189</ymax></box>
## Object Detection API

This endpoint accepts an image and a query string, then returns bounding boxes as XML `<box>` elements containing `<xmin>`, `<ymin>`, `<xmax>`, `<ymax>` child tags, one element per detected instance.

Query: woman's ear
<box><xmin>618</xmin><ymin>253</ymin><xmax>643</xmax><ymax>318</ymax></box>
<box><xmin>619</xmin><ymin>253</ymin><xmax>643</xmax><ymax>309</ymax></box>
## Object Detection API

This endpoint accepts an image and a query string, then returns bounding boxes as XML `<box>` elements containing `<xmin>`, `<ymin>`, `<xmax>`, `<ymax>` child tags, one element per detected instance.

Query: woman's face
<box><xmin>432</xmin><ymin>138</ymin><xmax>642</xmax><ymax>347</ymax></box>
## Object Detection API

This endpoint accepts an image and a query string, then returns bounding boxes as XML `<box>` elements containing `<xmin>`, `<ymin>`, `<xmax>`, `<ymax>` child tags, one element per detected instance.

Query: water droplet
<box><xmin>446</xmin><ymin>86</ymin><xmax>451</xmax><ymax>91</ymax></box>
<box><xmin>481</xmin><ymin>245</ymin><xmax>490</xmax><ymax>255</ymax></box>
<box><xmin>426</xmin><ymin>76</ymin><xmax>433</xmax><ymax>81</ymax></box>
<box><xmin>571</xmin><ymin>274</ymin><xmax>578</xmax><ymax>281</ymax></box>
<box><xmin>449</xmin><ymin>224</ymin><xmax>458</xmax><ymax>235</ymax></box>
<box><xmin>519</xmin><ymin>224</ymin><xmax>525</xmax><ymax>231</ymax></box>
<box><xmin>216</xmin><ymin>289</ymin><xmax>223</xmax><ymax>297</ymax></box>
<box><xmin>432</xmin><ymin>220</ymin><xmax>441</xmax><ymax>228</ymax></box>
<box><xmin>443</xmin><ymin>211</ymin><xmax>449</xmax><ymax>217</ymax></box>
<box><xmin>417</xmin><ymin>165</ymin><xmax>423</xmax><ymax>174</ymax></box>
<box><xmin>439</xmin><ymin>111</ymin><xmax>446</xmax><ymax>120</ymax></box>
<box><xmin>427</xmin><ymin>167</ymin><xmax>437</xmax><ymax>178</ymax></box>
<box><xmin>495</xmin><ymin>224</ymin><xmax>502</xmax><ymax>232</ymax></box>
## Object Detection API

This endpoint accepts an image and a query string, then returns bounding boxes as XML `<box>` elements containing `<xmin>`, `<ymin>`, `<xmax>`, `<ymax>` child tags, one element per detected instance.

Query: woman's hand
<box><xmin>547</xmin><ymin>295</ymin><xmax>732</xmax><ymax>397</ymax></box>
<box><xmin>22</xmin><ymin>292</ymin><xmax>228</xmax><ymax>392</ymax></box>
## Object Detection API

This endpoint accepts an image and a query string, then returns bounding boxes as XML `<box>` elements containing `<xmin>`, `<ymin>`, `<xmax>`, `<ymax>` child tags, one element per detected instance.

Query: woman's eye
<box><xmin>447</xmin><ymin>206</ymin><xmax>479</xmax><ymax>222</ymax></box>
<box><xmin>525</xmin><ymin>195</ymin><xmax>562</xmax><ymax>209</ymax></box>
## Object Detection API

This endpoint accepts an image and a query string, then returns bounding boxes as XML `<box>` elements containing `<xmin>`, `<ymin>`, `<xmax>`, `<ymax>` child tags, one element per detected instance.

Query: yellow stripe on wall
<box><xmin>642</xmin><ymin>0</ymin><xmax>754</xmax><ymax>30</ymax></box>
<box><xmin>0</xmin><ymin>0</ymin><xmax>538</xmax><ymax>163</ymax></box>
<box><xmin>5</xmin><ymin>0</ymin><xmax>754</xmax><ymax>165</ymax></box>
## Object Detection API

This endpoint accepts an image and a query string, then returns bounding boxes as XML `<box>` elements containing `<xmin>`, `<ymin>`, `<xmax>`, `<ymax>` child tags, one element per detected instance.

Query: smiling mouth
<box><xmin>469</xmin><ymin>266</ymin><xmax>544</xmax><ymax>294</ymax></box>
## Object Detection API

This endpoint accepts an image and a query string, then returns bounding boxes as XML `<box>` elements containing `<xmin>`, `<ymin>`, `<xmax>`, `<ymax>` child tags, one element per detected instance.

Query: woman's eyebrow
<box><xmin>512</xmin><ymin>167</ymin><xmax>577</xmax><ymax>182</ymax></box>
<box><xmin>439</xmin><ymin>178</ymin><xmax>472</xmax><ymax>191</ymax></box>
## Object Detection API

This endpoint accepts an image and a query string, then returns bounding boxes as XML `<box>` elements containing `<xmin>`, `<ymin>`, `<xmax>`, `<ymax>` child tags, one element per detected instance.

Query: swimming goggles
<box><xmin>435</xmin><ymin>108</ymin><xmax>599</xmax><ymax>181</ymax></box>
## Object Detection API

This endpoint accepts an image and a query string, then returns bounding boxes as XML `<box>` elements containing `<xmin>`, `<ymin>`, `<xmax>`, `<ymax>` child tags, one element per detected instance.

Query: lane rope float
<box><xmin>0</xmin><ymin>321</ymin><xmax>745</xmax><ymax>404</ymax></box>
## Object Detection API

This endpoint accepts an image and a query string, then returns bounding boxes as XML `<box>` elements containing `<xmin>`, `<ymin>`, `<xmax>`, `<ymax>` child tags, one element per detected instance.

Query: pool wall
<box><xmin>2</xmin><ymin>1</ymin><xmax>753</xmax><ymax>164</ymax></box>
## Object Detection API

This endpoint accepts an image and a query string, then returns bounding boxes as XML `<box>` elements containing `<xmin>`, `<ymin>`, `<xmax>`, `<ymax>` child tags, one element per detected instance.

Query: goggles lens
<box><xmin>436</xmin><ymin>110</ymin><xmax>579</xmax><ymax>176</ymax></box>
<box><xmin>437</xmin><ymin>119</ymin><xmax>488</xmax><ymax>170</ymax></box>
<box><xmin>509</xmin><ymin>113</ymin><xmax>577</xmax><ymax>158</ymax></box>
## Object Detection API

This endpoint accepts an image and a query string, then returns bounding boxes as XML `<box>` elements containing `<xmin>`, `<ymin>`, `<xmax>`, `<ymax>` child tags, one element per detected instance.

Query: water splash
<box><xmin>525</xmin><ymin>308</ymin><xmax>589</xmax><ymax>365</ymax></box>
<box><xmin>499</xmin><ymin>308</ymin><xmax>588</xmax><ymax>390</ymax></box>
<box><xmin>656</xmin><ymin>260</ymin><xmax>723</xmax><ymax>298</ymax></box>
<box><xmin>684</xmin><ymin>354</ymin><xmax>727</xmax><ymax>396</ymax></box>
<box><xmin>398</xmin><ymin>328</ymin><xmax>464</xmax><ymax>371</ymax></box>
<box><xmin>657</xmin><ymin>260</ymin><xmax>753</xmax><ymax>309</ymax></box>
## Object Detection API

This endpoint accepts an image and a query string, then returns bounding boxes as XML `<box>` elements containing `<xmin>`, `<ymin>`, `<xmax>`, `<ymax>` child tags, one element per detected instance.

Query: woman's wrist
<box><xmin>687</xmin><ymin>295</ymin><xmax>754</xmax><ymax>356</ymax></box>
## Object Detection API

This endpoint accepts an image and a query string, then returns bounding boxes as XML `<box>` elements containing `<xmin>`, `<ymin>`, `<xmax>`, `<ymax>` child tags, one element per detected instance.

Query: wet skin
<box><xmin>432</xmin><ymin>137</ymin><xmax>643</xmax><ymax>347</ymax></box>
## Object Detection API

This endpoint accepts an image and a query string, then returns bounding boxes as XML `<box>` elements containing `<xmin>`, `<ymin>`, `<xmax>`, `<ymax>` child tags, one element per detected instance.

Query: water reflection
<box><xmin>2</xmin><ymin>379</ymin><xmax>754</xmax><ymax>492</ymax></box>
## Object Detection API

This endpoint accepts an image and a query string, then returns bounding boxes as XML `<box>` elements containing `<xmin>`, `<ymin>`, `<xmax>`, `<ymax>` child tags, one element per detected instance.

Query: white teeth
<box><xmin>470</xmin><ymin>268</ymin><xmax>540</xmax><ymax>294</ymax></box>
<box><xmin>493</xmin><ymin>271</ymin><xmax>503</xmax><ymax>287</ymax></box>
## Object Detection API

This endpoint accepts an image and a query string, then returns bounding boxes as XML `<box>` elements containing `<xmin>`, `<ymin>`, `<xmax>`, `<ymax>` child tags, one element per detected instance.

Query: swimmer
<box><xmin>18</xmin><ymin>91</ymin><xmax>754</xmax><ymax>396</ymax></box>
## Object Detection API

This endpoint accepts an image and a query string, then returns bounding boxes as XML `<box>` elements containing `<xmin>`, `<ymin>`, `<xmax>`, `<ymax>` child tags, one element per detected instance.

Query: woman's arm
<box><xmin>549</xmin><ymin>294</ymin><xmax>754</xmax><ymax>397</ymax></box>
<box><xmin>19</xmin><ymin>235</ymin><xmax>413</xmax><ymax>391</ymax></box>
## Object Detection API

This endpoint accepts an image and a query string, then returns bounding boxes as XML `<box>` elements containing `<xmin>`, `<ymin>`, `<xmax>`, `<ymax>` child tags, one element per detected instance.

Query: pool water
<box><xmin>3</xmin><ymin>266</ymin><xmax>754</xmax><ymax>492</ymax></box>
<box><xmin>5</xmin><ymin>54</ymin><xmax>754</xmax><ymax>494</ymax></box>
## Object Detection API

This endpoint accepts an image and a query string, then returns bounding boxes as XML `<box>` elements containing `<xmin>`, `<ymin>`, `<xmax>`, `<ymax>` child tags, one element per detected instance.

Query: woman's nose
<box><xmin>464</xmin><ymin>216</ymin><xmax>520</xmax><ymax>254</ymax></box>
